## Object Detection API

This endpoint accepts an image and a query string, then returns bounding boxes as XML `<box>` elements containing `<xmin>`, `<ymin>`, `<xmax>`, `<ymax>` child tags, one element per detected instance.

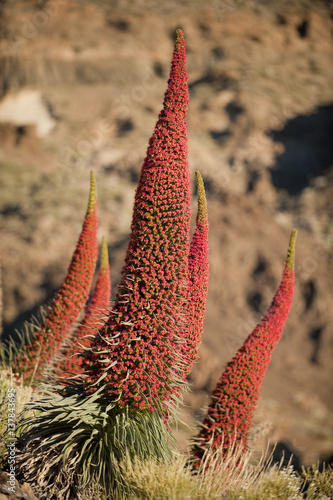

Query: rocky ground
<box><xmin>0</xmin><ymin>0</ymin><xmax>333</xmax><ymax>467</ymax></box>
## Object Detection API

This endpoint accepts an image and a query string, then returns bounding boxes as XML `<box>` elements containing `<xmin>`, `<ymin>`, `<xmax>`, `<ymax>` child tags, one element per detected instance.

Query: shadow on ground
<box><xmin>269</xmin><ymin>104</ymin><xmax>333</xmax><ymax>195</ymax></box>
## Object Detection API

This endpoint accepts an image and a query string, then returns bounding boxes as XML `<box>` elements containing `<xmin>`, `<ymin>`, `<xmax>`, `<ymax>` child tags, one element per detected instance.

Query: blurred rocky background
<box><xmin>0</xmin><ymin>0</ymin><xmax>332</xmax><ymax>467</ymax></box>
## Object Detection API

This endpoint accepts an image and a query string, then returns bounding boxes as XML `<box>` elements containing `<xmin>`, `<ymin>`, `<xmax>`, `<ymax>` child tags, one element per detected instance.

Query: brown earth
<box><xmin>0</xmin><ymin>0</ymin><xmax>332</xmax><ymax>467</ymax></box>
<box><xmin>0</xmin><ymin>471</ymin><xmax>38</xmax><ymax>500</ymax></box>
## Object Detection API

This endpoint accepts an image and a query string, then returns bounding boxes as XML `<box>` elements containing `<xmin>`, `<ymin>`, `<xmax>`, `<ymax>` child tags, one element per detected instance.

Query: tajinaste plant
<box><xmin>14</xmin><ymin>27</ymin><xmax>297</xmax><ymax>499</ymax></box>
<box><xmin>82</xmin><ymin>28</ymin><xmax>192</xmax><ymax>418</ymax></box>
<box><xmin>16</xmin><ymin>30</ymin><xmax>201</xmax><ymax>499</ymax></box>
<box><xmin>182</xmin><ymin>170</ymin><xmax>209</xmax><ymax>376</ymax></box>
<box><xmin>191</xmin><ymin>230</ymin><xmax>296</xmax><ymax>463</ymax></box>
<box><xmin>56</xmin><ymin>236</ymin><xmax>111</xmax><ymax>377</ymax></box>
<box><xmin>12</xmin><ymin>172</ymin><xmax>98</xmax><ymax>385</ymax></box>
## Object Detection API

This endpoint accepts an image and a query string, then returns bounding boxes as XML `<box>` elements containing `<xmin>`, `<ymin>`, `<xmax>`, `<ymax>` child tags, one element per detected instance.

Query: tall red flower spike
<box><xmin>82</xmin><ymin>29</ymin><xmax>191</xmax><ymax>416</ymax></box>
<box><xmin>13</xmin><ymin>172</ymin><xmax>98</xmax><ymax>384</ymax></box>
<box><xmin>56</xmin><ymin>236</ymin><xmax>111</xmax><ymax>377</ymax></box>
<box><xmin>192</xmin><ymin>230</ymin><xmax>296</xmax><ymax>463</ymax></box>
<box><xmin>182</xmin><ymin>171</ymin><xmax>209</xmax><ymax>376</ymax></box>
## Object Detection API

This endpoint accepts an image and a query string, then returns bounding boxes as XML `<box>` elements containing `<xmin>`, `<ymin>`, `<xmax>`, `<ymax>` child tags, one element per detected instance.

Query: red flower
<box><xmin>13</xmin><ymin>172</ymin><xmax>98</xmax><ymax>385</ymax></box>
<box><xmin>192</xmin><ymin>230</ymin><xmax>296</xmax><ymax>462</ymax></box>
<box><xmin>56</xmin><ymin>236</ymin><xmax>111</xmax><ymax>377</ymax></box>
<box><xmin>181</xmin><ymin>171</ymin><xmax>209</xmax><ymax>375</ymax></box>
<box><xmin>82</xmin><ymin>30</ymin><xmax>192</xmax><ymax>417</ymax></box>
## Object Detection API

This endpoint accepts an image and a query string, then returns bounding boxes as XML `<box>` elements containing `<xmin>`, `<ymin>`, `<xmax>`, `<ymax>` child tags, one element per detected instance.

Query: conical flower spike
<box><xmin>13</xmin><ymin>172</ymin><xmax>98</xmax><ymax>384</ymax></box>
<box><xmin>182</xmin><ymin>171</ymin><xmax>209</xmax><ymax>376</ymax></box>
<box><xmin>192</xmin><ymin>230</ymin><xmax>296</xmax><ymax>462</ymax></box>
<box><xmin>83</xmin><ymin>30</ymin><xmax>191</xmax><ymax>416</ymax></box>
<box><xmin>56</xmin><ymin>236</ymin><xmax>111</xmax><ymax>377</ymax></box>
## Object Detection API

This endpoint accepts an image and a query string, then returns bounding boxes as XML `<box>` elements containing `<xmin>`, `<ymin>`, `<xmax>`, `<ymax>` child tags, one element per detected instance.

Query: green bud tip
<box><xmin>88</xmin><ymin>171</ymin><xmax>97</xmax><ymax>212</ymax></box>
<box><xmin>175</xmin><ymin>28</ymin><xmax>184</xmax><ymax>43</ymax></box>
<box><xmin>286</xmin><ymin>229</ymin><xmax>297</xmax><ymax>271</ymax></box>
<box><xmin>100</xmin><ymin>236</ymin><xmax>109</xmax><ymax>270</ymax></box>
<box><xmin>195</xmin><ymin>171</ymin><xmax>208</xmax><ymax>226</ymax></box>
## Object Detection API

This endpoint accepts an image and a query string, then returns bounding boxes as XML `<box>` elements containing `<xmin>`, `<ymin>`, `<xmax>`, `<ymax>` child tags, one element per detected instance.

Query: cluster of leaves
<box><xmin>0</xmin><ymin>28</ymin><xmax>320</xmax><ymax>500</ymax></box>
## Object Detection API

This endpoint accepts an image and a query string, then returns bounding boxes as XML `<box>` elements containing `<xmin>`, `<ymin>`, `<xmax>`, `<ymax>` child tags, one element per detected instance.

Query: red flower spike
<box><xmin>82</xmin><ymin>30</ymin><xmax>191</xmax><ymax>417</ymax></box>
<box><xmin>56</xmin><ymin>236</ymin><xmax>111</xmax><ymax>377</ymax></box>
<box><xmin>181</xmin><ymin>171</ymin><xmax>209</xmax><ymax>376</ymax></box>
<box><xmin>13</xmin><ymin>172</ymin><xmax>98</xmax><ymax>384</ymax></box>
<box><xmin>192</xmin><ymin>229</ymin><xmax>296</xmax><ymax>463</ymax></box>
